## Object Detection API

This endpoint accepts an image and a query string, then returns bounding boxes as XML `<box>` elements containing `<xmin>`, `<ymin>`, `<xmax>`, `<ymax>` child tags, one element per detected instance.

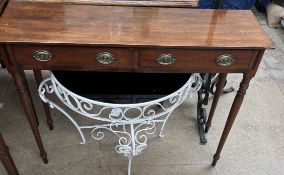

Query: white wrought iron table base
<box><xmin>38</xmin><ymin>73</ymin><xmax>202</xmax><ymax>175</ymax></box>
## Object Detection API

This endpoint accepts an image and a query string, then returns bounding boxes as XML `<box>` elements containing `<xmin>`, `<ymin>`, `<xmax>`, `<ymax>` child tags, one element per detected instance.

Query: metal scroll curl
<box><xmin>38</xmin><ymin>72</ymin><xmax>202</xmax><ymax>175</ymax></box>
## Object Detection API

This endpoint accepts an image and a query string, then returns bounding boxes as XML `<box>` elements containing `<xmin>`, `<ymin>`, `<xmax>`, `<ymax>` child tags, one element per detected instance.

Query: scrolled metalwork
<box><xmin>38</xmin><ymin>72</ymin><xmax>201</xmax><ymax>175</ymax></box>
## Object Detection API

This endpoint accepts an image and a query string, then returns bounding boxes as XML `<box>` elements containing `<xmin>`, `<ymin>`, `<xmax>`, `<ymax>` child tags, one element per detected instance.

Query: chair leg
<box><xmin>33</xmin><ymin>70</ymin><xmax>54</xmax><ymax>130</ymax></box>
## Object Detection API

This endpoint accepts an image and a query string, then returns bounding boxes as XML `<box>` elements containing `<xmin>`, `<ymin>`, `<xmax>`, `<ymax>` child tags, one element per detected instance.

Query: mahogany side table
<box><xmin>0</xmin><ymin>1</ymin><xmax>273</xmax><ymax>167</ymax></box>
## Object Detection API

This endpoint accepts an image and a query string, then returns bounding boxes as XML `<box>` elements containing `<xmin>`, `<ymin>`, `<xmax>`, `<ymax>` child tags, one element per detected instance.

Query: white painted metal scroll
<box><xmin>38</xmin><ymin>72</ymin><xmax>202</xmax><ymax>175</ymax></box>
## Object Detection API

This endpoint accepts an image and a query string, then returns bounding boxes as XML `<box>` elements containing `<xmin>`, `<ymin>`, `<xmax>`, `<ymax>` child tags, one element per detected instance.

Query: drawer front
<box><xmin>12</xmin><ymin>45</ymin><xmax>132</xmax><ymax>70</ymax></box>
<box><xmin>139</xmin><ymin>49</ymin><xmax>255</xmax><ymax>72</ymax></box>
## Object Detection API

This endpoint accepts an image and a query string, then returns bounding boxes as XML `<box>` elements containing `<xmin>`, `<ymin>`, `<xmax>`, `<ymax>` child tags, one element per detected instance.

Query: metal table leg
<box><xmin>38</xmin><ymin>73</ymin><xmax>202</xmax><ymax>175</ymax></box>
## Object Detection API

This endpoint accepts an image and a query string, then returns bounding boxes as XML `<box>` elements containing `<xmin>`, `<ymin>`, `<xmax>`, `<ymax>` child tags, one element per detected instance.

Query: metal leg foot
<box><xmin>158</xmin><ymin>113</ymin><xmax>172</xmax><ymax>138</ymax></box>
<box><xmin>128</xmin><ymin>156</ymin><xmax>132</xmax><ymax>175</ymax></box>
<box><xmin>222</xmin><ymin>87</ymin><xmax>235</xmax><ymax>94</ymax></box>
<box><xmin>197</xmin><ymin>107</ymin><xmax>207</xmax><ymax>144</ymax></box>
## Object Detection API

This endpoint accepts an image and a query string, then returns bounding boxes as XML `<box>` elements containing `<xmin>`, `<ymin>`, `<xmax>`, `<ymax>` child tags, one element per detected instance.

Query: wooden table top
<box><xmin>0</xmin><ymin>1</ymin><xmax>273</xmax><ymax>48</ymax></box>
<box><xmin>11</xmin><ymin>0</ymin><xmax>199</xmax><ymax>7</ymax></box>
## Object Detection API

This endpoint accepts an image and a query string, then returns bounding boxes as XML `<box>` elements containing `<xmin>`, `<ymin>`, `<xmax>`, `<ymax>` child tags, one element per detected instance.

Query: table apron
<box><xmin>9</xmin><ymin>45</ymin><xmax>257</xmax><ymax>73</ymax></box>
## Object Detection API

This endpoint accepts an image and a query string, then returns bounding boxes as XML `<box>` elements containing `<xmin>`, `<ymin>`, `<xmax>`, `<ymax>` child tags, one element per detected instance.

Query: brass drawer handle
<box><xmin>216</xmin><ymin>54</ymin><xmax>236</xmax><ymax>66</ymax></box>
<box><xmin>33</xmin><ymin>50</ymin><xmax>52</xmax><ymax>62</ymax></box>
<box><xmin>96</xmin><ymin>52</ymin><xmax>116</xmax><ymax>65</ymax></box>
<box><xmin>155</xmin><ymin>54</ymin><xmax>176</xmax><ymax>65</ymax></box>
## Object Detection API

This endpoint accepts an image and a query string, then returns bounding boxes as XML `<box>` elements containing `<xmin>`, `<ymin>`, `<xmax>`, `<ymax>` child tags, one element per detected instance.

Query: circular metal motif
<box><xmin>33</xmin><ymin>50</ymin><xmax>52</xmax><ymax>62</ymax></box>
<box><xmin>155</xmin><ymin>54</ymin><xmax>176</xmax><ymax>65</ymax></box>
<box><xmin>96</xmin><ymin>52</ymin><xmax>116</xmax><ymax>65</ymax></box>
<box><xmin>215</xmin><ymin>54</ymin><xmax>236</xmax><ymax>67</ymax></box>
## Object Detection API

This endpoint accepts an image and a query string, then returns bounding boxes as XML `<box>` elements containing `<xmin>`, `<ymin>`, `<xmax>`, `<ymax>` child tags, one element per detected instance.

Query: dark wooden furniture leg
<box><xmin>212</xmin><ymin>72</ymin><xmax>254</xmax><ymax>166</ymax></box>
<box><xmin>8</xmin><ymin>69</ymin><xmax>48</xmax><ymax>164</ymax></box>
<box><xmin>21</xmin><ymin>70</ymin><xmax>39</xmax><ymax>127</ymax></box>
<box><xmin>205</xmin><ymin>73</ymin><xmax>227</xmax><ymax>133</ymax></box>
<box><xmin>33</xmin><ymin>70</ymin><xmax>54</xmax><ymax>130</ymax></box>
<box><xmin>0</xmin><ymin>132</ymin><xmax>19</xmax><ymax>175</ymax></box>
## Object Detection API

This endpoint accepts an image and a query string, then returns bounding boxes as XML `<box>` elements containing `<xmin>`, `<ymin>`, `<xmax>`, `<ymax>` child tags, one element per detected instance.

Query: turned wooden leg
<box><xmin>0</xmin><ymin>132</ymin><xmax>19</xmax><ymax>175</ymax></box>
<box><xmin>11</xmin><ymin>72</ymin><xmax>48</xmax><ymax>164</ymax></box>
<box><xmin>21</xmin><ymin>70</ymin><xmax>39</xmax><ymax>126</ymax></box>
<box><xmin>212</xmin><ymin>73</ymin><xmax>253</xmax><ymax>166</ymax></box>
<box><xmin>33</xmin><ymin>70</ymin><xmax>54</xmax><ymax>130</ymax></box>
<box><xmin>205</xmin><ymin>73</ymin><xmax>227</xmax><ymax>133</ymax></box>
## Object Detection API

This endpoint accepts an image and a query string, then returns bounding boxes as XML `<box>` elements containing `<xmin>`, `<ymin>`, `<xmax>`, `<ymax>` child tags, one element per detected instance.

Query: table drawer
<box><xmin>139</xmin><ymin>49</ymin><xmax>255</xmax><ymax>72</ymax></box>
<box><xmin>11</xmin><ymin>45</ymin><xmax>132</xmax><ymax>70</ymax></box>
